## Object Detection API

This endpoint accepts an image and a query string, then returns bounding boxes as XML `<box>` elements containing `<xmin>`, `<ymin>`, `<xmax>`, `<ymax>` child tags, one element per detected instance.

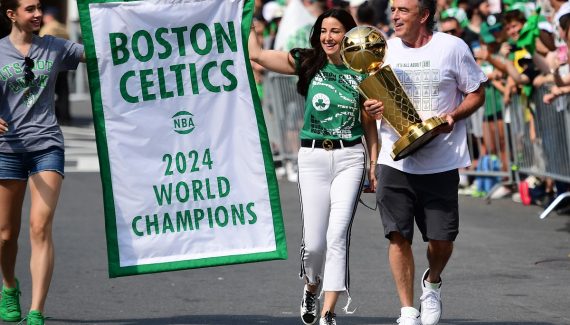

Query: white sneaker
<box><xmin>319</xmin><ymin>311</ymin><xmax>336</xmax><ymax>325</ymax></box>
<box><xmin>459</xmin><ymin>174</ymin><xmax>469</xmax><ymax>187</ymax></box>
<box><xmin>287</xmin><ymin>170</ymin><xmax>298</xmax><ymax>182</ymax></box>
<box><xmin>511</xmin><ymin>192</ymin><xmax>522</xmax><ymax>203</ymax></box>
<box><xmin>275</xmin><ymin>166</ymin><xmax>286</xmax><ymax>179</ymax></box>
<box><xmin>420</xmin><ymin>268</ymin><xmax>442</xmax><ymax>325</ymax></box>
<box><xmin>458</xmin><ymin>183</ymin><xmax>477</xmax><ymax>196</ymax></box>
<box><xmin>490</xmin><ymin>185</ymin><xmax>512</xmax><ymax>199</ymax></box>
<box><xmin>396</xmin><ymin>307</ymin><xmax>421</xmax><ymax>325</ymax></box>
<box><xmin>300</xmin><ymin>285</ymin><xmax>319</xmax><ymax>325</ymax></box>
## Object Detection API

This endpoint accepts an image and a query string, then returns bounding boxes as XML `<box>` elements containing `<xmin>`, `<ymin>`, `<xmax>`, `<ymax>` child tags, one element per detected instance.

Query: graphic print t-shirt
<box><xmin>378</xmin><ymin>32</ymin><xmax>487</xmax><ymax>174</ymax></box>
<box><xmin>300</xmin><ymin>63</ymin><xmax>365</xmax><ymax>141</ymax></box>
<box><xmin>0</xmin><ymin>35</ymin><xmax>84</xmax><ymax>153</ymax></box>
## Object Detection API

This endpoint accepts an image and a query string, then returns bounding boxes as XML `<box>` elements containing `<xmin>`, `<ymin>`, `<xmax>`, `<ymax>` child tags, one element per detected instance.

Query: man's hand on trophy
<box><xmin>363</xmin><ymin>99</ymin><xmax>384</xmax><ymax>120</ymax></box>
<box><xmin>436</xmin><ymin>114</ymin><xmax>455</xmax><ymax>134</ymax></box>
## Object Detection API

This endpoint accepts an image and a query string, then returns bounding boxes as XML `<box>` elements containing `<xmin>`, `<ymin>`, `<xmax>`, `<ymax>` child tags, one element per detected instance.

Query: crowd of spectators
<box><xmin>2</xmin><ymin>0</ymin><xmax>566</xmax><ymax>212</ymax></box>
<box><xmin>255</xmin><ymin>0</ymin><xmax>570</xmax><ymax>213</ymax></box>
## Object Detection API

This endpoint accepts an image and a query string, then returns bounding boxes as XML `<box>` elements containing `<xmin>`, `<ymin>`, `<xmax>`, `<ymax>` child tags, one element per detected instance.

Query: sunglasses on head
<box><xmin>23</xmin><ymin>56</ymin><xmax>35</xmax><ymax>86</ymax></box>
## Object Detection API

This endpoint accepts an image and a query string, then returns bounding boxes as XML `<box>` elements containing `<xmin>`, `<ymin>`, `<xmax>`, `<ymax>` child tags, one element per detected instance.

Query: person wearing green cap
<box><xmin>476</xmin><ymin>13</ymin><xmax>512</xmax><ymax>79</ymax></box>
<box><xmin>479</xmin><ymin>13</ymin><xmax>503</xmax><ymax>44</ymax></box>
<box><xmin>440</xmin><ymin>7</ymin><xmax>469</xmax><ymax>27</ymax></box>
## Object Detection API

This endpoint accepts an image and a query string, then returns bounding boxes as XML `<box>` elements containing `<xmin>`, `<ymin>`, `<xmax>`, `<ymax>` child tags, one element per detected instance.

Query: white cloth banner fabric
<box><xmin>273</xmin><ymin>0</ymin><xmax>315</xmax><ymax>50</ymax></box>
<box><xmin>78</xmin><ymin>0</ymin><xmax>286</xmax><ymax>277</ymax></box>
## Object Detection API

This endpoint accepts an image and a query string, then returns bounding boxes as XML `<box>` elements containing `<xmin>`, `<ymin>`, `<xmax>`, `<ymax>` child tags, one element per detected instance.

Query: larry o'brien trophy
<box><xmin>340</xmin><ymin>26</ymin><xmax>447</xmax><ymax>161</ymax></box>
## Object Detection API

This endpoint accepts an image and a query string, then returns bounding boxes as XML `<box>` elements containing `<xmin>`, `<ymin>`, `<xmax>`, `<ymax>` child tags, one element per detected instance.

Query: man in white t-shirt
<box><xmin>363</xmin><ymin>0</ymin><xmax>486</xmax><ymax>324</ymax></box>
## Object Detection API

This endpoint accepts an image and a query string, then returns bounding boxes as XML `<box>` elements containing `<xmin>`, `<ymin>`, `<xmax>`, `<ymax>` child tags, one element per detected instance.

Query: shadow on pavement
<box><xmin>48</xmin><ymin>315</ymin><xmax>389</xmax><ymax>325</ymax></box>
<box><xmin>556</xmin><ymin>218</ymin><xmax>570</xmax><ymax>233</ymax></box>
<box><xmin>446</xmin><ymin>321</ymin><xmax>557</xmax><ymax>325</ymax></box>
<box><xmin>47</xmin><ymin>315</ymin><xmax>559</xmax><ymax>325</ymax></box>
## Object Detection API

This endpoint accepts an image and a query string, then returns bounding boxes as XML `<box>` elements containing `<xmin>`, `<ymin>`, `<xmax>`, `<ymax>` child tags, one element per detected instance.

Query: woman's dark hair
<box><xmin>290</xmin><ymin>8</ymin><xmax>356</xmax><ymax>97</ymax></box>
<box><xmin>1</xmin><ymin>0</ymin><xmax>20</xmax><ymax>20</ymax></box>
<box><xmin>1</xmin><ymin>0</ymin><xmax>20</xmax><ymax>35</ymax></box>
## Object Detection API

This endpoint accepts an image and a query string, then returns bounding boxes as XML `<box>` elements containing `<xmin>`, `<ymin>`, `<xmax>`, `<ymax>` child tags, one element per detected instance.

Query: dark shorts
<box><xmin>375</xmin><ymin>165</ymin><xmax>459</xmax><ymax>242</ymax></box>
<box><xmin>0</xmin><ymin>147</ymin><xmax>65</xmax><ymax>180</ymax></box>
<box><xmin>484</xmin><ymin>111</ymin><xmax>503</xmax><ymax>121</ymax></box>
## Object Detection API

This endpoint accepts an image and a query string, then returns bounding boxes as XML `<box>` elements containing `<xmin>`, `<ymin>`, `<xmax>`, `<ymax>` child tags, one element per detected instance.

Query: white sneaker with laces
<box><xmin>396</xmin><ymin>307</ymin><xmax>421</xmax><ymax>325</ymax></box>
<box><xmin>420</xmin><ymin>268</ymin><xmax>442</xmax><ymax>325</ymax></box>
<box><xmin>300</xmin><ymin>285</ymin><xmax>319</xmax><ymax>325</ymax></box>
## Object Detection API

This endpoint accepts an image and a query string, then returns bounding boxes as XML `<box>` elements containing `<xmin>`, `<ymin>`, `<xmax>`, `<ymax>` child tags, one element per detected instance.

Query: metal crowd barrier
<box><xmin>263</xmin><ymin>72</ymin><xmax>570</xmax><ymax>219</ymax></box>
<box><xmin>509</xmin><ymin>87</ymin><xmax>570</xmax><ymax>219</ymax></box>
<box><xmin>462</xmin><ymin>84</ymin><xmax>570</xmax><ymax>219</ymax></box>
<box><xmin>263</xmin><ymin>72</ymin><xmax>305</xmax><ymax>165</ymax></box>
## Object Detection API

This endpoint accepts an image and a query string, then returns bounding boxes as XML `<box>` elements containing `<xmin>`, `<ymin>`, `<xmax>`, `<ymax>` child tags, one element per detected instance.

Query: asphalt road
<box><xmin>12</xmin><ymin>172</ymin><xmax>570</xmax><ymax>325</ymax></box>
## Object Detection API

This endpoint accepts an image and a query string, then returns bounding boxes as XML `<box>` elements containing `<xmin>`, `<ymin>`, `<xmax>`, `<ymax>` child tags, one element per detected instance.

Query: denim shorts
<box><xmin>0</xmin><ymin>147</ymin><xmax>65</xmax><ymax>180</ymax></box>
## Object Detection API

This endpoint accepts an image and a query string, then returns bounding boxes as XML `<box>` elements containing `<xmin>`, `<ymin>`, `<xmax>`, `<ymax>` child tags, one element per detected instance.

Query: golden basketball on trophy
<box><xmin>340</xmin><ymin>26</ymin><xmax>448</xmax><ymax>161</ymax></box>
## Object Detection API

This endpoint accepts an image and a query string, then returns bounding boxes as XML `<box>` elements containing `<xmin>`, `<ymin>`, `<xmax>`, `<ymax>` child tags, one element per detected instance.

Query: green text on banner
<box><xmin>77</xmin><ymin>0</ymin><xmax>287</xmax><ymax>277</ymax></box>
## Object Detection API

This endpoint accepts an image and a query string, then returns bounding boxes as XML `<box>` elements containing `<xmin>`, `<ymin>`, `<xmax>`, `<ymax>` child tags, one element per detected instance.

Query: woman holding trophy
<box><xmin>248</xmin><ymin>8</ymin><xmax>379</xmax><ymax>325</ymax></box>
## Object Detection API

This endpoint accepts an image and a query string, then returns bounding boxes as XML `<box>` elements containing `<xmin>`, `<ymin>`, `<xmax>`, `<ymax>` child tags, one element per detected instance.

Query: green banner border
<box><xmin>77</xmin><ymin>0</ymin><xmax>287</xmax><ymax>278</ymax></box>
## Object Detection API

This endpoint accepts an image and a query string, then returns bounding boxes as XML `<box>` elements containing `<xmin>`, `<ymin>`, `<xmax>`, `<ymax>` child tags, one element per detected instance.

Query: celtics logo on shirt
<box><xmin>310</xmin><ymin>90</ymin><xmax>358</xmax><ymax>137</ymax></box>
<box><xmin>299</xmin><ymin>63</ymin><xmax>366</xmax><ymax>140</ymax></box>
<box><xmin>312</xmin><ymin>93</ymin><xmax>330</xmax><ymax>111</ymax></box>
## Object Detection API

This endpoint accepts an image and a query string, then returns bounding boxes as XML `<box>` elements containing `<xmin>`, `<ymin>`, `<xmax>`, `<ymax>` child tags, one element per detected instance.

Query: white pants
<box><xmin>297</xmin><ymin>143</ymin><xmax>366</xmax><ymax>292</ymax></box>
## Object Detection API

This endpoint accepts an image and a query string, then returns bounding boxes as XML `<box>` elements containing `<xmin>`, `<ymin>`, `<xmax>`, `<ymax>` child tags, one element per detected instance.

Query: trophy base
<box><xmin>390</xmin><ymin>116</ymin><xmax>448</xmax><ymax>161</ymax></box>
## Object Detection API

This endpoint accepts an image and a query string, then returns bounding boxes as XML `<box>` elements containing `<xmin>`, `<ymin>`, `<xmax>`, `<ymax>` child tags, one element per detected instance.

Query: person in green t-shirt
<box><xmin>249</xmin><ymin>8</ymin><xmax>379</xmax><ymax>325</ymax></box>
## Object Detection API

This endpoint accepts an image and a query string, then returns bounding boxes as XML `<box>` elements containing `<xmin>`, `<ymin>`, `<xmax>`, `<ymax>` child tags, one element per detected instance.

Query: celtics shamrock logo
<box><xmin>312</xmin><ymin>93</ymin><xmax>330</xmax><ymax>111</ymax></box>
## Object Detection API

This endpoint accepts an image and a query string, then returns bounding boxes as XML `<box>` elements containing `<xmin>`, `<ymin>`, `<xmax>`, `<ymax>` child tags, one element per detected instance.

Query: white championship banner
<box><xmin>77</xmin><ymin>0</ymin><xmax>287</xmax><ymax>277</ymax></box>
